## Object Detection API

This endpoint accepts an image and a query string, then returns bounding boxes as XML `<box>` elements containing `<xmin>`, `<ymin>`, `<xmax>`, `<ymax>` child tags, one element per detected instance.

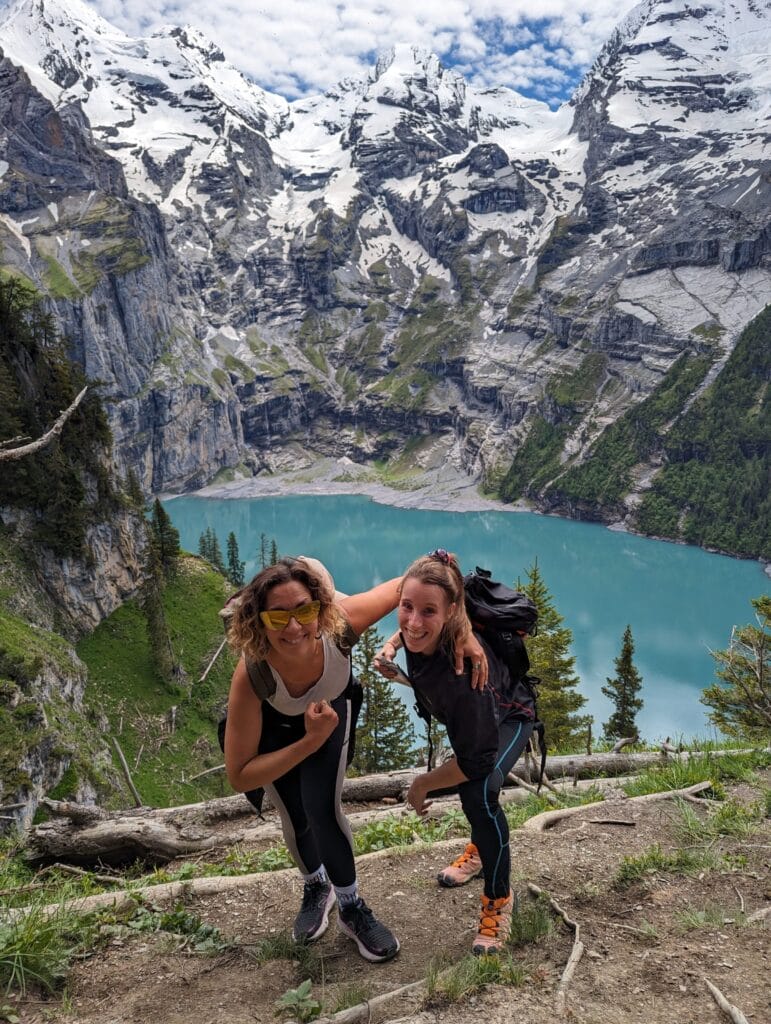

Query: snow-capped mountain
<box><xmin>0</xmin><ymin>0</ymin><xmax>768</xmax><ymax>528</ymax></box>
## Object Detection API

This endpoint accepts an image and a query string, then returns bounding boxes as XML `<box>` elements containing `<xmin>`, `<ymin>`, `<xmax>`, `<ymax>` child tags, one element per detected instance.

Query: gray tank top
<box><xmin>266</xmin><ymin>635</ymin><xmax>351</xmax><ymax>715</ymax></box>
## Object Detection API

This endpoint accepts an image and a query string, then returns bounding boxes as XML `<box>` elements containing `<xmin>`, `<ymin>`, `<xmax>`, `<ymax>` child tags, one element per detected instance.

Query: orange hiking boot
<box><xmin>472</xmin><ymin>894</ymin><xmax>513</xmax><ymax>956</ymax></box>
<box><xmin>437</xmin><ymin>842</ymin><xmax>482</xmax><ymax>888</ymax></box>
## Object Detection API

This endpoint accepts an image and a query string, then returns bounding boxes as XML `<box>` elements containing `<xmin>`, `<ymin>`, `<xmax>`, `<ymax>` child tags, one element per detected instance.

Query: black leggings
<box><xmin>257</xmin><ymin>692</ymin><xmax>356</xmax><ymax>887</ymax></box>
<box><xmin>456</xmin><ymin>717</ymin><xmax>533</xmax><ymax>899</ymax></box>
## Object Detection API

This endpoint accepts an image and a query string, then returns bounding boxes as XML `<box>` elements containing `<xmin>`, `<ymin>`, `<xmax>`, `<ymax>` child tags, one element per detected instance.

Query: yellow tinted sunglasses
<box><xmin>259</xmin><ymin>600</ymin><xmax>320</xmax><ymax>631</ymax></box>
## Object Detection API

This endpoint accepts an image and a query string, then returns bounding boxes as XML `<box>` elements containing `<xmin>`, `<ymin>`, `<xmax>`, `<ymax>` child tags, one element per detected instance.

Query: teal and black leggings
<box><xmin>457</xmin><ymin>717</ymin><xmax>533</xmax><ymax>899</ymax></box>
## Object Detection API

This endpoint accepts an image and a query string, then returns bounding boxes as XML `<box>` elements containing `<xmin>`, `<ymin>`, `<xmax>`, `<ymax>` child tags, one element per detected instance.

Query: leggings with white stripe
<box><xmin>259</xmin><ymin>691</ymin><xmax>356</xmax><ymax>886</ymax></box>
<box><xmin>457</xmin><ymin>717</ymin><xmax>534</xmax><ymax>899</ymax></box>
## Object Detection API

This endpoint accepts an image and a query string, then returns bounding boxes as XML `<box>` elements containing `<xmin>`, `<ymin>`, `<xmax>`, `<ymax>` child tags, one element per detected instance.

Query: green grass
<box><xmin>0</xmin><ymin>902</ymin><xmax>97</xmax><ymax>996</ymax></box>
<box><xmin>40</xmin><ymin>257</ymin><xmax>81</xmax><ymax>300</ymax></box>
<box><xmin>676</xmin><ymin>903</ymin><xmax>748</xmax><ymax>931</ymax></box>
<box><xmin>674</xmin><ymin>798</ymin><xmax>765</xmax><ymax>845</ymax></box>
<box><xmin>509</xmin><ymin>896</ymin><xmax>553</xmax><ymax>946</ymax></box>
<box><xmin>613</xmin><ymin>843</ymin><xmax>721</xmax><ymax>890</ymax></box>
<box><xmin>424</xmin><ymin>952</ymin><xmax>527</xmax><ymax>1008</ymax></box>
<box><xmin>621</xmin><ymin>749</ymin><xmax>769</xmax><ymax>800</ymax></box>
<box><xmin>331</xmin><ymin>982</ymin><xmax>373</xmax><ymax>1013</ymax></box>
<box><xmin>76</xmin><ymin>556</ymin><xmax>235</xmax><ymax>808</ymax></box>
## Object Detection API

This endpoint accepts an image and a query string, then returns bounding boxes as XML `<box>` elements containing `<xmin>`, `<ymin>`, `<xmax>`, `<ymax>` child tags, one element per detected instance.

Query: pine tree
<box><xmin>350</xmin><ymin>627</ymin><xmax>416</xmax><ymax>773</ymax></box>
<box><xmin>259</xmin><ymin>532</ymin><xmax>268</xmax><ymax>569</ymax></box>
<box><xmin>226</xmin><ymin>531</ymin><xmax>245</xmax><ymax>587</ymax></box>
<box><xmin>198</xmin><ymin>527</ymin><xmax>225</xmax><ymax>573</ymax></box>
<box><xmin>601</xmin><ymin>625</ymin><xmax>644</xmax><ymax>740</ymax></box>
<box><xmin>198</xmin><ymin>530</ymin><xmax>211</xmax><ymax>561</ymax></box>
<box><xmin>269</xmin><ymin>539</ymin><xmax>279</xmax><ymax>566</ymax></box>
<box><xmin>701</xmin><ymin>595</ymin><xmax>771</xmax><ymax>741</ymax></box>
<box><xmin>149</xmin><ymin>498</ymin><xmax>180</xmax><ymax>577</ymax></box>
<box><xmin>520</xmin><ymin>561</ymin><xmax>591</xmax><ymax>751</ymax></box>
<box><xmin>125</xmin><ymin>469</ymin><xmax>145</xmax><ymax>510</ymax></box>
<box><xmin>141</xmin><ymin>538</ymin><xmax>176</xmax><ymax>684</ymax></box>
<box><xmin>210</xmin><ymin>529</ymin><xmax>226</xmax><ymax>573</ymax></box>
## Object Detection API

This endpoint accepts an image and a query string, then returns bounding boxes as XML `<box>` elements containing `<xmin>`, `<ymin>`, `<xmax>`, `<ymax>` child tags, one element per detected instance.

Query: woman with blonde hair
<box><xmin>377</xmin><ymin>550</ymin><xmax>534</xmax><ymax>956</ymax></box>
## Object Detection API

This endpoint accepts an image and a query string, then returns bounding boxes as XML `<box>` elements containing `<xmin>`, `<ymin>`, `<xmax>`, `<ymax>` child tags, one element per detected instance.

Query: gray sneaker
<box><xmin>292</xmin><ymin>880</ymin><xmax>336</xmax><ymax>942</ymax></box>
<box><xmin>338</xmin><ymin>898</ymin><xmax>399</xmax><ymax>962</ymax></box>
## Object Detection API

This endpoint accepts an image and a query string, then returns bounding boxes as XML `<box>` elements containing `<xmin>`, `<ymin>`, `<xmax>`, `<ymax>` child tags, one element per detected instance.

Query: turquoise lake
<box><xmin>164</xmin><ymin>494</ymin><xmax>769</xmax><ymax>742</ymax></box>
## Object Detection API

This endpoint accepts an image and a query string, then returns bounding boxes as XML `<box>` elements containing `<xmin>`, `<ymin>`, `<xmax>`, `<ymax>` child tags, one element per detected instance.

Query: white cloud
<box><xmin>90</xmin><ymin>0</ymin><xmax>641</xmax><ymax>103</ymax></box>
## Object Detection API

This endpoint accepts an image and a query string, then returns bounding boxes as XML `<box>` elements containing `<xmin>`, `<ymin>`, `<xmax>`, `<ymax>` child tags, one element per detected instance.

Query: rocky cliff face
<box><xmin>0</xmin><ymin>0</ymin><xmax>768</xmax><ymax>525</ymax></box>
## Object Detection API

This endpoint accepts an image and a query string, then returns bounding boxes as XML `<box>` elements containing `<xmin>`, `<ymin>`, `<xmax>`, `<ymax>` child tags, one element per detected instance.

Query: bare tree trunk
<box><xmin>0</xmin><ymin>387</ymin><xmax>87</xmax><ymax>461</ymax></box>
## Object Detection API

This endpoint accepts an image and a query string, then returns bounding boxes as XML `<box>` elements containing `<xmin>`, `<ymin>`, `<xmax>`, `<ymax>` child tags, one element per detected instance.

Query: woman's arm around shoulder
<box><xmin>338</xmin><ymin>576</ymin><xmax>402</xmax><ymax>636</ymax></box>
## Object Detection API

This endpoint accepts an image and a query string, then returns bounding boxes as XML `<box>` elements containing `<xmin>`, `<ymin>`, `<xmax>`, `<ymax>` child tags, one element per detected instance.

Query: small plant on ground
<box><xmin>331</xmin><ymin>982</ymin><xmax>372</xmax><ymax>1013</ymax></box>
<box><xmin>613</xmin><ymin>843</ymin><xmax>720</xmax><ymax>889</ymax></box>
<box><xmin>101</xmin><ymin>901</ymin><xmax>229</xmax><ymax>954</ymax></box>
<box><xmin>274</xmin><ymin>978</ymin><xmax>321</xmax><ymax>1022</ymax></box>
<box><xmin>424</xmin><ymin>952</ymin><xmax>527</xmax><ymax>1008</ymax></box>
<box><xmin>632</xmin><ymin>919</ymin><xmax>660</xmax><ymax>944</ymax></box>
<box><xmin>509</xmin><ymin>896</ymin><xmax>554</xmax><ymax>946</ymax></box>
<box><xmin>676</xmin><ymin>903</ymin><xmax>748</xmax><ymax>931</ymax></box>
<box><xmin>0</xmin><ymin>903</ymin><xmax>95</xmax><ymax>996</ymax></box>
<box><xmin>250</xmin><ymin>931</ymin><xmax>322</xmax><ymax>981</ymax></box>
<box><xmin>353</xmin><ymin>809</ymin><xmax>467</xmax><ymax>854</ymax></box>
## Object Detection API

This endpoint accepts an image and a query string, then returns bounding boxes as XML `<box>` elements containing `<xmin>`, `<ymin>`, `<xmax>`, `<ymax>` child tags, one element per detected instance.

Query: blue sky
<box><xmin>92</xmin><ymin>0</ymin><xmax>642</xmax><ymax>106</ymax></box>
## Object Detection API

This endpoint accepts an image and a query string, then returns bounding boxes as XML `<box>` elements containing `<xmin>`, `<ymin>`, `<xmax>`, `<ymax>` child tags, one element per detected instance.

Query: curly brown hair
<box><xmin>228</xmin><ymin>557</ymin><xmax>347</xmax><ymax>662</ymax></box>
<box><xmin>399</xmin><ymin>552</ymin><xmax>471</xmax><ymax>658</ymax></box>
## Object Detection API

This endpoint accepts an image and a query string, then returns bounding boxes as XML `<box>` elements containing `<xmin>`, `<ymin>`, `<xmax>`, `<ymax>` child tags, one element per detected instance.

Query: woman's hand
<box><xmin>455</xmin><ymin>633</ymin><xmax>488</xmax><ymax>689</ymax></box>
<box><xmin>304</xmin><ymin>700</ymin><xmax>338</xmax><ymax>748</ymax></box>
<box><xmin>406</xmin><ymin>775</ymin><xmax>432</xmax><ymax>817</ymax></box>
<box><xmin>374</xmin><ymin>635</ymin><xmax>400</xmax><ymax>678</ymax></box>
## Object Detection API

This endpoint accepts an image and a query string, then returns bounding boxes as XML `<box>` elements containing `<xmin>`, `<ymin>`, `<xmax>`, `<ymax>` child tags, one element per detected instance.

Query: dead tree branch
<box><xmin>522</xmin><ymin>781</ymin><xmax>712</xmax><ymax>832</ymax></box>
<box><xmin>527</xmin><ymin>882</ymin><xmax>584</xmax><ymax>1017</ymax></box>
<box><xmin>0</xmin><ymin>387</ymin><xmax>87</xmax><ymax>462</ymax></box>
<box><xmin>703</xmin><ymin>978</ymin><xmax>750</xmax><ymax>1024</ymax></box>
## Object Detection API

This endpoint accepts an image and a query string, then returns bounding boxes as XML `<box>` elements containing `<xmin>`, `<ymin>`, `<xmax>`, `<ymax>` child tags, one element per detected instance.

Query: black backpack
<box><xmin>415</xmin><ymin>567</ymin><xmax>546</xmax><ymax>781</ymax></box>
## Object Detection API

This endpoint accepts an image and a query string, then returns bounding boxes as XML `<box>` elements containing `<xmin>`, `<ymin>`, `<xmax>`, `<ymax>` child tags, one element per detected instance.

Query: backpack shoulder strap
<box><xmin>244</xmin><ymin>656</ymin><xmax>277</xmax><ymax>701</ymax></box>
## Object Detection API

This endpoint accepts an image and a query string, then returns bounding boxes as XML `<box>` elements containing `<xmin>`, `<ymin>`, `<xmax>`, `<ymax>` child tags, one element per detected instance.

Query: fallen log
<box><xmin>26</xmin><ymin>814</ymin><xmax>239</xmax><ymax>866</ymax></box>
<box><xmin>33</xmin><ymin>746</ymin><xmax>765</xmax><ymax>828</ymax></box>
<box><xmin>27</xmin><ymin>777</ymin><xmax>636</xmax><ymax>866</ymax></box>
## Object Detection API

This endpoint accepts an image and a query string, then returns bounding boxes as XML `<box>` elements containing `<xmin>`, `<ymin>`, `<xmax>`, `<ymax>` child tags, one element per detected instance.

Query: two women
<box><xmin>377</xmin><ymin>550</ymin><xmax>534</xmax><ymax>955</ymax></box>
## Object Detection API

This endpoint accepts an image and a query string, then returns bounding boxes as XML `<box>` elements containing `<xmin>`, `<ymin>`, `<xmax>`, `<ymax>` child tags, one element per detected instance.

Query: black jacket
<box><xmin>403</xmin><ymin>633</ymin><xmax>523</xmax><ymax>781</ymax></box>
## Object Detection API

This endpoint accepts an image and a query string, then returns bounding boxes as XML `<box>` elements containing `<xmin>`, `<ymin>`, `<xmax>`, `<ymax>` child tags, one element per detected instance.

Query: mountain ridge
<box><xmin>0</xmin><ymin>0</ymin><xmax>768</xmax><ymax>556</ymax></box>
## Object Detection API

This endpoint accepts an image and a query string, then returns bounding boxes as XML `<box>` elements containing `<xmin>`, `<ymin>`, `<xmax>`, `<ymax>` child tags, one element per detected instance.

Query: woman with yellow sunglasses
<box><xmin>224</xmin><ymin>556</ymin><xmax>405</xmax><ymax>962</ymax></box>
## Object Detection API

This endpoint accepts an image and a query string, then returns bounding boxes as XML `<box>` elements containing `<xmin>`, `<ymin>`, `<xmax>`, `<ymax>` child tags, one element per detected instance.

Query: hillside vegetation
<box><xmin>76</xmin><ymin>556</ymin><xmax>235</xmax><ymax>809</ymax></box>
<box><xmin>636</xmin><ymin>305</ymin><xmax>771</xmax><ymax>558</ymax></box>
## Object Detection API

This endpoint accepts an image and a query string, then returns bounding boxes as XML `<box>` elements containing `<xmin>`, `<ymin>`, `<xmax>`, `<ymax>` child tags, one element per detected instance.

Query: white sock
<box><xmin>334</xmin><ymin>882</ymin><xmax>360</xmax><ymax>907</ymax></box>
<box><xmin>302</xmin><ymin>866</ymin><xmax>328</xmax><ymax>885</ymax></box>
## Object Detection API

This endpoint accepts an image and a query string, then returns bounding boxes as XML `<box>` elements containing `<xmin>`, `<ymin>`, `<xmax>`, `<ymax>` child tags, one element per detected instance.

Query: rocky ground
<box><xmin>192</xmin><ymin>450</ymin><xmax>528</xmax><ymax>514</ymax></box>
<box><xmin>9</xmin><ymin>772</ymin><xmax>770</xmax><ymax>1024</ymax></box>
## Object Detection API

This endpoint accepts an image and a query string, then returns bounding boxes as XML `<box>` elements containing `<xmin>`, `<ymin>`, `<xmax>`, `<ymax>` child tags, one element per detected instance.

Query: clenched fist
<box><xmin>304</xmin><ymin>699</ymin><xmax>339</xmax><ymax>748</ymax></box>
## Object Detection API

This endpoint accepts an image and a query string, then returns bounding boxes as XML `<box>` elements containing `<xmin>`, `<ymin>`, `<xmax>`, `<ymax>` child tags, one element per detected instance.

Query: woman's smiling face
<box><xmin>263</xmin><ymin>579</ymin><xmax>319</xmax><ymax>656</ymax></box>
<box><xmin>398</xmin><ymin>577</ymin><xmax>454</xmax><ymax>656</ymax></box>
